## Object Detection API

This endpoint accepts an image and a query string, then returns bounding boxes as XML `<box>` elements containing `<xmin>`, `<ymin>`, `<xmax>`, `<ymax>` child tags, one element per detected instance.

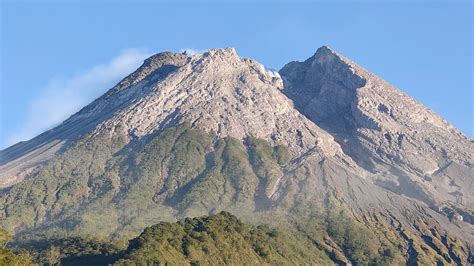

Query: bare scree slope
<box><xmin>1</xmin><ymin>47</ymin><xmax>473</xmax><ymax>264</ymax></box>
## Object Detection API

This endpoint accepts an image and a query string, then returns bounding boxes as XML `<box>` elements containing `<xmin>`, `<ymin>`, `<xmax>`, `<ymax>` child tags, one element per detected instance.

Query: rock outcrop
<box><xmin>1</xmin><ymin>46</ymin><xmax>472</xmax><ymax>264</ymax></box>
<box><xmin>280</xmin><ymin>46</ymin><xmax>474</xmax><ymax>217</ymax></box>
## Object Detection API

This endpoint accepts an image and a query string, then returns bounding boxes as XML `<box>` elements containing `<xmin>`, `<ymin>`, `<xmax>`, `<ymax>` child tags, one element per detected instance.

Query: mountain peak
<box><xmin>310</xmin><ymin>45</ymin><xmax>355</xmax><ymax>70</ymax></box>
<box><xmin>1</xmin><ymin>46</ymin><xmax>473</xmax><ymax>263</ymax></box>
<box><xmin>107</xmin><ymin>51</ymin><xmax>189</xmax><ymax>97</ymax></box>
<box><xmin>71</xmin><ymin>45</ymin><xmax>337</xmax><ymax>157</ymax></box>
<box><xmin>280</xmin><ymin>46</ymin><xmax>474</xmax><ymax>215</ymax></box>
<box><xmin>314</xmin><ymin>45</ymin><xmax>336</xmax><ymax>55</ymax></box>
<box><xmin>144</xmin><ymin>51</ymin><xmax>188</xmax><ymax>65</ymax></box>
<box><xmin>204</xmin><ymin>47</ymin><xmax>238</xmax><ymax>57</ymax></box>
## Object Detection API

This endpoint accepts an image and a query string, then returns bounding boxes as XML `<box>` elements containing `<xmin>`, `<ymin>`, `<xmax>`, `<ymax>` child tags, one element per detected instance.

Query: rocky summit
<box><xmin>0</xmin><ymin>46</ymin><xmax>473</xmax><ymax>264</ymax></box>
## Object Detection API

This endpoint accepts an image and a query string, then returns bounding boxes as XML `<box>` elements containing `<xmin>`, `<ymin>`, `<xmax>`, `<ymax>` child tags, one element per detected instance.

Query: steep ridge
<box><xmin>280</xmin><ymin>46</ymin><xmax>474</xmax><ymax>221</ymax></box>
<box><xmin>84</xmin><ymin>48</ymin><xmax>341</xmax><ymax>157</ymax></box>
<box><xmin>0</xmin><ymin>52</ymin><xmax>189</xmax><ymax>188</ymax></box>
<box><xmin>0</xmin><ymin>47</ymin><xmax>473</xmax><ymax>264</ymax></box>
<box><xmin>0</xmin><ymin>48</ymin><xmax>358</xmax><ymax>233</ymax></box>
<box><xmin>0</xmin><ymin>48</ymin><xmax>341</xmax><ymax>188</ymax></box>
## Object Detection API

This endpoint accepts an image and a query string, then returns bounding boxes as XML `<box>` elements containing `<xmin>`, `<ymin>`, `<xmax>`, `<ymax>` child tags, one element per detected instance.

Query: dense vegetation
<box><xmin>0</xmin><ymin>212</ymin><xmax>349</xmax><ymax>265</ymax></box>
<box><xmin>115</xmin><ymin>211</ymin><xmax>330</xmax><ymax>265</ymax></box>
<box><xmin>0</xmin><ymin>123</ymin><xmax>292</xmax><ymax>242</ymax></box>
<box><xmin>0</xmin><ymin>123</ymin><xmax>469</xmax><ymax>264</ymax></box>
<box><xmin>3</xmin><ymin>209</ymin><xmax>466</xmax><ymax>265</ymax></box>
<box><xmin>0</xmin><ymin>228</ymin><xmax>34</xmax><ymax>265</ymax></box>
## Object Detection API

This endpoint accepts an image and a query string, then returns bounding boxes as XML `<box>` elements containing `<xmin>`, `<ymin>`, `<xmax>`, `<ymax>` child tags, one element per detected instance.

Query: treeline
<box><xmin>1</xmin><ymin>212</ymin><xmax>329</xmax><ymax>265</ymax></box>
<box><xmin>2</xmin><ymin>209</ymin><xmax>458</xmax><ymax>265</ymax></box>
<box><xmin>0</xmin><ymin>228</ymin><xmax>34</xmax><ymax>265</ymax></box>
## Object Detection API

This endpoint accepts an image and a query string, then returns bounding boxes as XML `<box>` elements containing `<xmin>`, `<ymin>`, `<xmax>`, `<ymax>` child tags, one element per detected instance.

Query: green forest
<box><xmin>1</xmin><ymin>124</ymin><xmax>468</xmax><ymax>265</ymax></box>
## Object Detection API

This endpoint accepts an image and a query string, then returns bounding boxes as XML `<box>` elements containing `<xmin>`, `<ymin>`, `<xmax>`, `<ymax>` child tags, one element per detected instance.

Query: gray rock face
<box><xmin>0</xmin><ymin>46</ymin><xmax>472</xmax><ymax>252</ymax></box>
<box><xmin>0</xmin><ymin>52</ymin><xmax>190</xmax><ymax>187</ymax></box>
<box><xmin>0</xmin><ymin>48</ymin><xmax>343</xmax><ymax>183</ymax></box>
<box><xmin>85</xmin><ymin>48</ymin><xmax>340</xmax><ymax>158</ymax></box>
<box><xmin>280</xmin><ymin>46</ymin><xmax>474</xmax><ymax>215</ymax></box>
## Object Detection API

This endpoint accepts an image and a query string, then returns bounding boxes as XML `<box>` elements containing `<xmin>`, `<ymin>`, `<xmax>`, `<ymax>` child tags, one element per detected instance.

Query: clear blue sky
<box><xmin>1</xmin><ymin>1</ymin><xmax>472</xmax><ymax>148</ymax></box>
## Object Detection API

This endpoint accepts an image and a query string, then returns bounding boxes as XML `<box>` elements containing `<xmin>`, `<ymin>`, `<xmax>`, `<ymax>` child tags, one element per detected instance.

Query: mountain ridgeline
<box><xmin>0</xmin><ymin>46</ymin><xmax>473</xmax><ymax>264</ymax></box>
